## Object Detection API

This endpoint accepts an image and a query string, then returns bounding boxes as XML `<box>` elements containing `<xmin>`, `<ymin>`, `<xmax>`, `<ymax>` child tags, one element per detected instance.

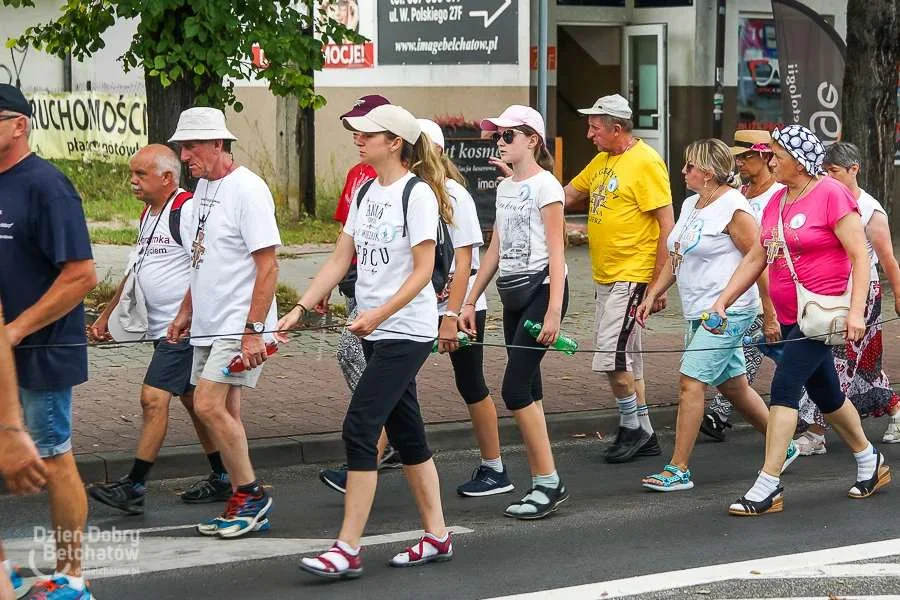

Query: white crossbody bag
<box><xmin>777</xmin><ymin>195</ymin><xmax>850</xmax><ymax>345</ymax></box>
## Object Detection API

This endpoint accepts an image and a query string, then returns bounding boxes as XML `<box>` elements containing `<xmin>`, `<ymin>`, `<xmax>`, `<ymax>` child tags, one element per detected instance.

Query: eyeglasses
<box><xmin>492</xmin><ymin>129</ymin><xmax>524</xmax><ymax>145</ymax></box>
<box><xmin>734</xmin><ymin>151</ymin><xmax>760</xmax><ymax>162</ymax></box>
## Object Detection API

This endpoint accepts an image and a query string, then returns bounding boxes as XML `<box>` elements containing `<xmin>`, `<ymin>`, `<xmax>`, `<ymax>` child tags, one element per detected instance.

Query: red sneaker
<box><xmin>299</xmin><ymin>542</ymin><xmax>363</xmax><ymax>579</ymax></box>
<box><xmin>389</xmin><ymin>533</ymin><xmax>453</xmax><ymax>567</ymax></box>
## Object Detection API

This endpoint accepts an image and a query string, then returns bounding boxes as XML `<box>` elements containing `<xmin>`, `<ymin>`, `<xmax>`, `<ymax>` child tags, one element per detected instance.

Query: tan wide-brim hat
<box><xmin>730</xmin><ymin>130</ymin><xmax>773</xmax><ymax>155</ymax></box>
<box><xmin>169</xmin><ymin>107</ymin><xmax>237</xmax><ymax>142</ymax></box>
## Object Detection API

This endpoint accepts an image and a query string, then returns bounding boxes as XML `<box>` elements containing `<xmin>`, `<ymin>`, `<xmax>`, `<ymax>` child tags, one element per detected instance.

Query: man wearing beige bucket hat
<box><xmin>167</xmin><ymin>107</ymin><xmax>281</xmax><ymax>538</ymax></box>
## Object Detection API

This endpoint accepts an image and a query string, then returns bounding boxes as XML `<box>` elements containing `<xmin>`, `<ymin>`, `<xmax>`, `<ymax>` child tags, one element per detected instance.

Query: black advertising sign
<box><xmin>444</xmin><ymin>138</ymin><xmax>503</xmax><ymax>229</ymax></box>
<box><xmin>771</xmin><ymin>0</ymin><xmax>846</xmax><ymax>144</ymax></box>
<box><xmin>378</xmin><ymin>0</ymin><xmax>518</xmax><ymax>65</ymax></box>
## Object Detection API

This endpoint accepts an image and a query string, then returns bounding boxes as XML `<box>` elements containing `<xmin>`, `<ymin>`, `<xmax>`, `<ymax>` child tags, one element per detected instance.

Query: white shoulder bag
<box><xmin>776</xmin><ymin>194</ymin><xmax>850</xmax><ymax>345</ymax></box>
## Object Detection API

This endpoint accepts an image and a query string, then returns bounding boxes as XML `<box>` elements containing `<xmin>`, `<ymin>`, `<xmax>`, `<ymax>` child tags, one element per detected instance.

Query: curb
<box><xmin>74</xmin><ymin>404</ymin><xmax>686</xmax><ymax>483</ymax></box>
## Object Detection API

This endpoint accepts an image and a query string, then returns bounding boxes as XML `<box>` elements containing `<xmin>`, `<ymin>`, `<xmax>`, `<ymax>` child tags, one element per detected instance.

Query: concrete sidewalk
<box><xmin>73</xmin><ymin>244</ymin><xmax>900</xmax><ymax>481</ymax></box>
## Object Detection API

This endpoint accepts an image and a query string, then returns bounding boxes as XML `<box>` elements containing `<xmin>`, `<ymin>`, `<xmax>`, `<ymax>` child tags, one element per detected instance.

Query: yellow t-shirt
<box><xmin>570</xmin><ymin>140</ymin><xmax>672</xmax><ymax>284</ymax></box>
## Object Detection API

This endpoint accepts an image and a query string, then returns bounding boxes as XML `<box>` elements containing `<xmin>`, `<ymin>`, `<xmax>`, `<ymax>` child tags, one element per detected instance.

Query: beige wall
<box><xmin>314</xmin><ymin>86</ymin><xmax>529</xmax><ymax>187</ymax></box>
<box><xmin>226</xmin><ymin>87</ymin><xmax>279</xmax><ymax>190</ymax></box>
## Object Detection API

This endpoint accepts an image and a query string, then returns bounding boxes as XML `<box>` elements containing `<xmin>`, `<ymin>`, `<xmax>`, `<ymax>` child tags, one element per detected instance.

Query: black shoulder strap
<box><xmin>355</xmin><ymin>179</ymin><xmax>376</xmax><ymax>209</ymax></box>
<box><xmin>400</xmin><ymin>176</ymin><xmax>425</xmax><ymax>237</ymax></box>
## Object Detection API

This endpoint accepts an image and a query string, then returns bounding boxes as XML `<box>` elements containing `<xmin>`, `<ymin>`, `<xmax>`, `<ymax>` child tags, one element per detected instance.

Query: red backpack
<box><xmin>138</xmin><ymin>190</ymin><xmax>193</xmax><ymax>246</ymax></box>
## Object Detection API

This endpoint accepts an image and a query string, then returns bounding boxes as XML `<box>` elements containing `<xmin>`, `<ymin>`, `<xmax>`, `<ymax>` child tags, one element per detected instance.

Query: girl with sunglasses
<box><xmin>460</xmin><ymin>105</ymin><xmax>569</xmax><ymax>520</ymax></box>
<box><xmin>278</xmin><ymin>105</ymin><xmax>453</xmax><ymax>578</ymax></box>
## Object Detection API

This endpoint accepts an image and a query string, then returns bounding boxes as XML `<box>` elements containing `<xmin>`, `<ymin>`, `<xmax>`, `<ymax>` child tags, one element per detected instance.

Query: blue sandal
<box><xmin>642</xmin><ymin>464</ymin><xmax>694</xmax><ymax>492</ymax></box>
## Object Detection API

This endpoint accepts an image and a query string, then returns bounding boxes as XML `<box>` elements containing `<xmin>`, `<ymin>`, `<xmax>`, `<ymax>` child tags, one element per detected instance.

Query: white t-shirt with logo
<box><xmin>495</xmin><ymin>171</ymin><xmax>566</xmax><ymax>278</ymax></box>
<box><xmin>858</xmin><ymin>189</ymin><xmax>887</xmax><ymax>282</ymax></box>
<box><xmin>668</xmin><ymin>188</ymin><xmax>760</xmax><ymax>319</ymax></box>
<box><xmin>188</xmin><ymin>167</ymin><xmax>281</xmax><ymax>346</ymax></box>
<box><xmin>131</xmin><ymin>189</ymin><xmax>193</xmax><ymax>339</ymax></box>
<box><xmin>344</xmin><ymin>172</ymin><xmax>439</xmax><ymax>342</ymax></box>
<box><xmin>742</xmin><ymin>181</ymin><xmax>786</xmax><ymax>225</ymax></box>
<box><xmin>441</xmin><ymin>178</ymin><xmax>487</xmax><ymax>314</ymax></box>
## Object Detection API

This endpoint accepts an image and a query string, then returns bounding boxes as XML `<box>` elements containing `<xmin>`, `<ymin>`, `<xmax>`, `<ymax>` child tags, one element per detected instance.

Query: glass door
<box><xmin>622</xmin><ymin>24</ymin><xmax>668</xmax><ymax>161</ymax></box>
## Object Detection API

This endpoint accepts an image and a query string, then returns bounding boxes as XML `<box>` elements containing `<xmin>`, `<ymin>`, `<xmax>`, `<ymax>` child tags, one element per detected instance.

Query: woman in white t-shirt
<box><xmin>278</xmin><ymin>105</ymin><xmax>453</xmax><ymax>579</ymax></box>
<box><xmin>635</xmin><ymin>139</ymin><xmax>797</xmax><ymax>491</ymax></box>
<box><xmin>417</xmin><ymin>119</ymin><xmax>513</xmax><ymax>498</ymax></box>
<box><xmin>460</xmin><ymin>105</ymin><xmax>569</xmax><ymax>520</ymax></box>
<box><xmin>794</xmin><ymin>142</ymin><xmax>900</xmax><ymax>451</ymax></box>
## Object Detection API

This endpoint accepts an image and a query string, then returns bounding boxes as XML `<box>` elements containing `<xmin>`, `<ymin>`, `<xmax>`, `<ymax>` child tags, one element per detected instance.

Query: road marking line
<box><xmin>716</xmin><ymin>597</ymin><xmax>900</xmax><ymax>600</ymax></box>
<box><xmin>4</xmin><ymin>525</ymin><xmax>474</xmax><ymax>580</ymax></box>
<box><xmin>483</xmin><ymin>538</ymin><xmax>900</xmax><ymax>600</ymax></box>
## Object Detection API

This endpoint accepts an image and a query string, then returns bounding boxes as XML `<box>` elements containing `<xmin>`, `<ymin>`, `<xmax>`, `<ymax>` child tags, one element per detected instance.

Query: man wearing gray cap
<box><xmin>0</xmin><ymin>83</ymin><xmax>98</xmax><ymax>599</ymax></box>
<box><xmin>564</xmin><ymin>93</ymin><xmax>674</xmax><ymax>464</ymax></box>
<box><xmin>167</xmin><ymin>107</ymin><xmax>280</xmax><ymax>538</ymax></box>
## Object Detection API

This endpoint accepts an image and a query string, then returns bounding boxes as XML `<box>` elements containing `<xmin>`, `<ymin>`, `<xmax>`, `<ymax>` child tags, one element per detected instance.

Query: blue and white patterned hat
<box><xmin>771</xmin><ymin>124</ymin><xmax>825</xmax><ymax>176</ymax></box>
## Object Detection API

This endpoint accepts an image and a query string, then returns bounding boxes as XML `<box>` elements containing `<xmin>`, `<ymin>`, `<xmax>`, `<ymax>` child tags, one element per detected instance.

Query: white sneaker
<box><xmin>882</xmin><ymin>420</ymin><xmax>900</xmax><ymax>444</ymax></box>
<box><xmin>794</xmin><ymin>431</ymin><xmax>827</xmax><ymax>456</ymax></box>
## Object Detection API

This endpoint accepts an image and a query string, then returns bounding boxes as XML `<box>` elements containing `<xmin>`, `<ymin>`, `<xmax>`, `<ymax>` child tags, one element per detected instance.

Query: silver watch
<box><xmin>245</xmin><ymin>321</ymin><xmax>265</xmax><ymax>334</ymax></box>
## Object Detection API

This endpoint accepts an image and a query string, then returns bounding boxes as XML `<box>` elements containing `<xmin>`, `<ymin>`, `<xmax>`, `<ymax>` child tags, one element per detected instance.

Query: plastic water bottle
<box><xmin>700</xmin><ymin>312</ymin><xmax>729</xmax><ymax>335</ymax></box>
<box><xmin>433</xmin><ymin>331</ymin><xmax>472</xmax><ymax>353</ymax></box>
<box><xmin>222</xmin><ymin>341</ymin><xmax>279</xmax><ymax>375</ymax></box>
<box><xmin>742</xmin><ymin>332</ymin><xmax>784</xmax><ymax>364</ymax></box>
<box><xmin>523</xmin><ymin>319</ymin><xmax>579</xmax><ymax>355</ymax></box>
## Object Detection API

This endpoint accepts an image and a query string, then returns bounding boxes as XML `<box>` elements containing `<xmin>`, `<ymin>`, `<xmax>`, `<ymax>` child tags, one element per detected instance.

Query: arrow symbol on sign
<box><xmin>469</xmin><ymin>0</ymin><xmax>511</xmax><ymax>28</ymax></box>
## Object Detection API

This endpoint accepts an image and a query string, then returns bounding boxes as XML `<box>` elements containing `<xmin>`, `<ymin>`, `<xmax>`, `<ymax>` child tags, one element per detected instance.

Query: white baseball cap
<box><xmin>168</xmin><ymin>107</ymin><xmax>237</xmax><ymax>142</ymax></box>
<box><xmin>480</xmin><ymin>105</ymin><xmax>546</xmax><ymax>143</ymax></box>
<box><xmin>342</xmin><ymin>104</ymin><xmax>421</xmax><ymax>145</ymax></box>
<box><xmin>577</xmin><ymin>94</ymin><xmax>633</xmax><ymax>120</ymax></box>
<box><xmin>416</xmin><ymin>118</ymin><xmax>445</xmax><ymax>150</ymax></box>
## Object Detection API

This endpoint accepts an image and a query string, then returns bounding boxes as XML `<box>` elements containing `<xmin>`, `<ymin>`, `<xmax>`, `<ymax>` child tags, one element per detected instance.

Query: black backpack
<box><xmin>354</xmin><ymin>176</ymin><xmax>454</xmax><ymax>296</ymax></box>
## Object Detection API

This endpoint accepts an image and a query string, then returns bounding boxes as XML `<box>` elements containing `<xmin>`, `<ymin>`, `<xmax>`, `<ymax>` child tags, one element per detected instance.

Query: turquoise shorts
<box><xmin>680</xmin><ymin>309</ymin><xmax>757</xmax><ymax>387</ymax></box>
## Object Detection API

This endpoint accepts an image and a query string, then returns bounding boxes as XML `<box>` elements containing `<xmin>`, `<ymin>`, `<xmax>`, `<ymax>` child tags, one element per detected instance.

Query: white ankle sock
<box><xmin>505</xmin><ymin>471</ymin><xmax>560</xmax><ymax>516</ymax></box>
<box><xmin>891</xmin><ymin>413</ymin><xmax>900</xmax><ymax>424</ymax></box>
<box><xmin>745</xmin><ymin>471</ymin><xmax>780</xmax><ymax>502</ymax></box>
<box><xmin>481</xmin><ymin>457</ymin><xmax>503</xmax><ymax>473</ymax></box>
<box><xmin>302</xmin><ymin>539</ymin><xmax>359</xmax><ymax>572</ymax></box>
<box><xmin>853</xmin><ymin>444</ymin><xmax>878</xmax><ymax>482</ymax></box>
<box><xmin>616</xmin><ymin>394</ymin><xmax>639</xmax><ymax>429</ymax></box>
<box><xmin>533</xmin><ymin>471</ymin><xmax>560</xmax><ymax>489</ymax></box>
<box><xmin>2</xmin><ymin>560</ymin><xmax>12</xmax><ymax>575</ymax></box>
<box><xmin>637</xmin><ymin>404</ymin><xmax>653</xmax><ymax>434</ymax></box>
<box><xmin>54</xmin><ymin>574</ymin><xmax>85</xmax><ymax>591</ymax></box>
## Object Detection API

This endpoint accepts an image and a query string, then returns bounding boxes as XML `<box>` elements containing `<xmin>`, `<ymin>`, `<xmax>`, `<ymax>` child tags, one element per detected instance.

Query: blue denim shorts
<box><xmin>19</xmin><ymin>387</ymin><xmax>73</xmax><ymax>458</ymax></box>
<box><xmin>680</xmin><ymin>309</ymin><xmax>758</xmax><ymax>387</ymax></box>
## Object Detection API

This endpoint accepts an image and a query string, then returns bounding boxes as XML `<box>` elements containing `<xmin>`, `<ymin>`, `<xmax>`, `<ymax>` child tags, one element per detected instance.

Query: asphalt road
<box><xmin>2</xmin><ymin>419</ymin><xmax>898</xmax><ymax>600</ymax></box>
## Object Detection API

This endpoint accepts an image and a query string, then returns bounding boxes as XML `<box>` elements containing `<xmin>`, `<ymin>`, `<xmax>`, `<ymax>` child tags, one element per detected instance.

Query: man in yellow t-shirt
<box><xmin>564</xmin><ymin>94</ymin><xmax>674</xmax><ymax>464</ymax></box>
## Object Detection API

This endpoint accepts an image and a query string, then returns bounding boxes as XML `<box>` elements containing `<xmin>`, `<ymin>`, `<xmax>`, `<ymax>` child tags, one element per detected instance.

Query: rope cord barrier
<box><xmin>16</xmin><ymin>315</ymin><xmax>900</xmax><ymax>355</ymax></box>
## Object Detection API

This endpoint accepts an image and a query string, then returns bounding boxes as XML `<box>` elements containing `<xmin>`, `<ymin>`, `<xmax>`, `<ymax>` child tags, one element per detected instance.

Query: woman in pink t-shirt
<box><xmin>710</xmin><ymin>125</ymin><xmax>890</xmax><ymax>516</ymax></box>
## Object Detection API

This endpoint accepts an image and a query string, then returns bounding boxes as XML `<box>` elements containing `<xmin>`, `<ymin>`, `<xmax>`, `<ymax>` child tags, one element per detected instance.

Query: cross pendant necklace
<box><xmin>765</xmin><ymin>228</ymin><xmax>785</xmax><ymax>264</ymax></box>
<box><xmin>669</xmin><ymin>241</ymin><xmax>684</xmax><ymax>274</ymax></box>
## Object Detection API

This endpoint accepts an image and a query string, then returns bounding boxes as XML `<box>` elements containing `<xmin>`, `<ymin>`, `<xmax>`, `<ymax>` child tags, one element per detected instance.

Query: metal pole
<box><xmin>537</xmin><ymin>0</ymin><xmax>548</xmax><ymax>122</ymax></box>
<box><xmin>712</xmin><ymin>0</ymin><xmax>726</xmax><ymax>138</ymax></box>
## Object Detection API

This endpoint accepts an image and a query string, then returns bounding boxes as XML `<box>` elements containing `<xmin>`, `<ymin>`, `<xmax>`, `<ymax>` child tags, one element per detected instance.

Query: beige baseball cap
<box><xmin>577</xmin><ymin>94</ymin><xmax>633</xmax><ymax>120</ymax></box>
<box><xmin>342</xmin><ymin>104</ymin><xmax>422</xmax><ymax>145</ymax></box>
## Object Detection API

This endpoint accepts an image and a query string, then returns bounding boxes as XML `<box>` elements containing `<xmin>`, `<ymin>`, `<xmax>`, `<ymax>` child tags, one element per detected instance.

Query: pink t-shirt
<box><xmin>760</xmin><ymin>176</ymin><xmax>859</xmax><ymax>325</ymax></box>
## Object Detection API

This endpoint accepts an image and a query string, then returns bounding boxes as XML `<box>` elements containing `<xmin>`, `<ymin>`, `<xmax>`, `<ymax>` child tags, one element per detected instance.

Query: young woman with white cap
<box><xmin>460</xmin><ymin>105</ymin><xmax>570</xmax><ymax>520</ymax></box>
<box><xmin>417</xmin><ymin>118</ymin><xmax>512</xmax><ymax>498</ymax></box>
<box><xmin>278</xmin><ymin>104</ymin><xmax>454</xmax><ymax>578</ymax></box>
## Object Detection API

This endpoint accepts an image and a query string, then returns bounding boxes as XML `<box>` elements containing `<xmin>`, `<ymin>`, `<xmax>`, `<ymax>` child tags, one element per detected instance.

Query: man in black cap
<box><xmin>0</xmin><ymin>83</ymin><xmax>99</xmax><ymax>599</ymax></box>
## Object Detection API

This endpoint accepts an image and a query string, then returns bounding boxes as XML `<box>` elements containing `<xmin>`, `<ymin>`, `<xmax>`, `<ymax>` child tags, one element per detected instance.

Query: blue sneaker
<box><xmin>457</xmin><ymin>465</ymin><xmax>515</xmax><ymax>497</ymax></box>
<box><xmin>319</xmin><ymin>467</ymin><xmax>348</xmax><ymax>495</ymax></box>
<box><xmin>197</xmin><ymin>488</ymin><xmax>273</xmax><ymax>539</ymax></box>
<box><xmin>21</xmin><ymin>577</ymin><xmax>93</xmax><ymax>599</ymax></box>
<box><xmin>783</xmin><ymin>440</ymin><xmax>800</xmax><ymax>473</ymax></box>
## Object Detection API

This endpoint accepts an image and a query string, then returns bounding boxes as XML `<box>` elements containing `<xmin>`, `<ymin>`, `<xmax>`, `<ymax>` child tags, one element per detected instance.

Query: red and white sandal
<box><xmin>389</xmin><ymin>533</ymin><xmax>453</xmax><ymax>567</ymax></box>
<box><xmin>299</xmin><ymin>542</ymin><xmax>363</xmax><ymax>579</ymax></box>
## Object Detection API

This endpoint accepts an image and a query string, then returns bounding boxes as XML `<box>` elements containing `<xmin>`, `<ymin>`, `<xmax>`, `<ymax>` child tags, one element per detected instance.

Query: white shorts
<box><xmin>591</xmin><ymin>281</ymin><xmax>646</xmax><ymax>378</ymax></box>
<box><xmin>191</xmin><ymin>338</ymin><xmax>265</xmax><ymax>388</ymax></box>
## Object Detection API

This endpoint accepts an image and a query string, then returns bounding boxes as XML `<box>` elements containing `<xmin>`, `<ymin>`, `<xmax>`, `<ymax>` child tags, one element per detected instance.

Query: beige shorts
<box><xmin>191</xmin><ymin>338</ymin><xmax>264</xmax><ymax>388</ymax></box>
<box><xmin>591</xmin><ymin>281</ymin><xmax>647</xmax><ymax>378</ymax></box>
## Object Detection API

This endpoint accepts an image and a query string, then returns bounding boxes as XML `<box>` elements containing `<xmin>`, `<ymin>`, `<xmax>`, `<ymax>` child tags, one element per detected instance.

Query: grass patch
<box><xmin>84</xmin><ymin>274</ymin><xmax>119</xmax><ymax>312</ymax></box>
<box><xmin>53</xmin><ymin>158</ymin><xmax>346</xmax><ymax>246</ymax></box>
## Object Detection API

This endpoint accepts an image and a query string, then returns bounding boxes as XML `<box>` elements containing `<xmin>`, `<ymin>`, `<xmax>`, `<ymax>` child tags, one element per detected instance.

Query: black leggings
<box><xmin>439</xmin><ymin>310</ymin><xmax>491</xmax><ymax>405</ymax></box>
<box><xmin>501</xmin><ymin>282</ymin><xmax>569</xmax><ymax>411</ymax></box>
<box><xmin>770</xmin><ymin>324</ymin><xmax>845</xmax><ymax>413</ymax></box>
<box><xmin>342</xmin><ymin>339</ymin><xmax>433</xmax><ymax>471</ymax></box>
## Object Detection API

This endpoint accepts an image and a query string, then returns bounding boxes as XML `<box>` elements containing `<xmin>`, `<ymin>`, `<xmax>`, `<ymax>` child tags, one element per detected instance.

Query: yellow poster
<box><xmin>25</xmin><ymin>91</ymin><xmax>148</xmax><ymax>164</ymax></box>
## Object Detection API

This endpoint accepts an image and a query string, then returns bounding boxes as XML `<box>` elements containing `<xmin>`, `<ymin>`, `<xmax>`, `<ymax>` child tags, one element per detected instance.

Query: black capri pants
<box><xmin>770</xmin><ymin>324</ymin><xmax>845</xmax><ymax>413</ymax></box>
<box><xmin>439</xmin><ymin>309</ymin><xmax>491</xmax><ymax>405</ymax></box>
<box><xmin>501</xmin><ymin>281</ymin><xmax>569</xmax><ymax>411</ymax></box>
<box><xmin>342</xmin><ymin>338</ymin><xmax>433</xmax><ymax>471</ymax></box>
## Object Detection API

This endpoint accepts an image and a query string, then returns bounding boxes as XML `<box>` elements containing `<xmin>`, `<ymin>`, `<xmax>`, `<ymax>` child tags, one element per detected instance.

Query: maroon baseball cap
<box><xmin>339</xmin><ymin>94</ymin><xmax>390</xmax><ymax>120</ymax></box>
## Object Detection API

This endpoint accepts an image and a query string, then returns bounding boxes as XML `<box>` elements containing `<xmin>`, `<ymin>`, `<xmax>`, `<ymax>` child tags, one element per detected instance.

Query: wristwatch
<box><xmin>245</xmin><ymin>321</ymin><xmax>265</xmax><ymax>334</ymax></box>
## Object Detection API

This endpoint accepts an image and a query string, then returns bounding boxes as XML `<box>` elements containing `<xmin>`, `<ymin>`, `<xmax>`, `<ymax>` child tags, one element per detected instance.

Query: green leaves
<box><xmin>0</xmin><ymin>0</ymin><xmax>362</xmax><ymax>110</ymax></box>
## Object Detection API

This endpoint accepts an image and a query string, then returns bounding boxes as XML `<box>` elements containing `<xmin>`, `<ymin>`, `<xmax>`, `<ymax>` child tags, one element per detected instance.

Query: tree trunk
<box><xmin>841</xmin><ymin>0</ymin><xmax>898</xmax><ymax>217</ymax></box>
<box><xmin>298</xmin><ymin>104</ymin><xmax>316</xmax><ymax>217</ymax></box>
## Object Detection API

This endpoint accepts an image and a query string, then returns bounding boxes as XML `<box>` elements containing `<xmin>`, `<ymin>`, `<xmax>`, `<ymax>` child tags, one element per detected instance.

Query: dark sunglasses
<box><xmin>492</xmin><ymin>129</ymin><xmax>524</xmax><ymax>145</ymax></box>
<box><xmin>735</xmin><ymin>151</ymin><xmax>762</xmax><ymax>161</ymax></box>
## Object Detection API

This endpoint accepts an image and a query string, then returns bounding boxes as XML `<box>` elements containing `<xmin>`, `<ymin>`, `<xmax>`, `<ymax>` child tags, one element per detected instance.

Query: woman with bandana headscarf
<box><xmin>709</xmin><ymin>124</ymin><xmax>891</xmax><ymax>516</ymax></box>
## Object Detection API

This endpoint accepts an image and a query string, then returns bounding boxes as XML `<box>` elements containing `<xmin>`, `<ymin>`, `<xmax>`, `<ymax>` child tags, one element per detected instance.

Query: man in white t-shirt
<box><xmin>88</xmin><ymin>144</ymin><xmax>231</xmax><ymax>514</ymax></box>
<box><xmin>168</xmin><ymin>108</ymin><xmax>280</xmax><ymax>539</ymax></box>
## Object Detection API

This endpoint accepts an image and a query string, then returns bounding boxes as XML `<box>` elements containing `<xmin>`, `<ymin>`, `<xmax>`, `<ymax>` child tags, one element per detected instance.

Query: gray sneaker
<box><xmin>181</xmin><ymin>472</ymin><xmax>232</xmax><ymax>504</ymax></box>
